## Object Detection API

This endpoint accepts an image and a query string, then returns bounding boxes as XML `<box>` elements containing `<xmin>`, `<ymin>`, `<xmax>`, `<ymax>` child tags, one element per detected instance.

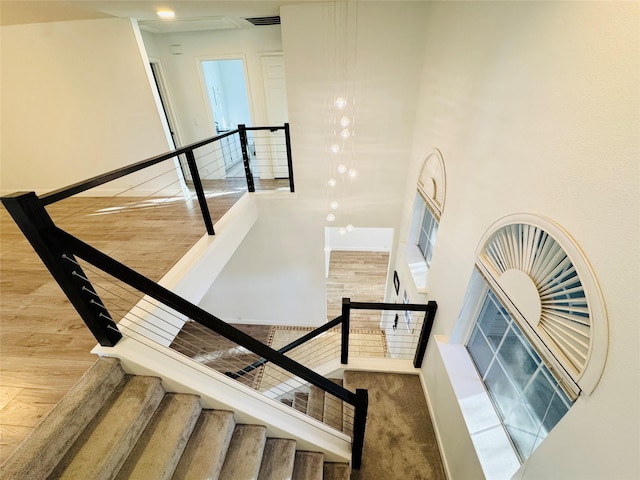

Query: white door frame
<box><xmin>148</xmin><ymin>58</ymin><xmax>190</xmax><ymax>191</ymax></box>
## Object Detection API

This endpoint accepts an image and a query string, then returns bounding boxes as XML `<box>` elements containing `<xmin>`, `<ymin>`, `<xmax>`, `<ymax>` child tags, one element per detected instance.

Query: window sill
<box><xmin>435</xmin><ymin>336</ymin><xmax>521</xmax><ymax>480</ymax></box>
<box><xmin>403</xmin><ymin>244</ymin><xmax>429</xmax><ymax>294</ymax></box>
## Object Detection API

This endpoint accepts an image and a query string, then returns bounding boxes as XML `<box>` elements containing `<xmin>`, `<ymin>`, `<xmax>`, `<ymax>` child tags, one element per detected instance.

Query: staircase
<box><xmin>280</xmin><ymin>380</ymin><xmax>352</xmax><ymax>436</ymax></box>
<box><xmin>0</xmin><ymin>357</ymin><xmax>351</xmax><ymax>480</ymax></box>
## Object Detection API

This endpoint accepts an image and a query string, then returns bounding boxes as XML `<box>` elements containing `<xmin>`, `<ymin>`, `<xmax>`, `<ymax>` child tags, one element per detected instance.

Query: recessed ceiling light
<box><xmin>156</xmin><ymin>10</ymin><xmax>175</xmax><ymax>19</ymax></box>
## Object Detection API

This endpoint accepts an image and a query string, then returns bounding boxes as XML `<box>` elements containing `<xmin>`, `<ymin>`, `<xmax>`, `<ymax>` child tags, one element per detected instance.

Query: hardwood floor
<box><xmin>326</xmin><ymin>251</ymin><xmax>390</xmax><ymax>328</ymax></box>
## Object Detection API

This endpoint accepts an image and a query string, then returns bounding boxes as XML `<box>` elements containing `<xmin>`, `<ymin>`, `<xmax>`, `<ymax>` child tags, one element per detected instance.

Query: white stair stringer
<box><xmin>92</xmin><ymin>333</ymin><xmax>352</xmax><ymax>464</ymax></box>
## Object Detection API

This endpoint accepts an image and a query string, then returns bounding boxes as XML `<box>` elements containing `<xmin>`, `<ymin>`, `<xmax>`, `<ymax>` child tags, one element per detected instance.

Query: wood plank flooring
<box><xmin>326</xmin><ymin>251</ymin><xmax>390</xmax><ymax>328</ymax></box>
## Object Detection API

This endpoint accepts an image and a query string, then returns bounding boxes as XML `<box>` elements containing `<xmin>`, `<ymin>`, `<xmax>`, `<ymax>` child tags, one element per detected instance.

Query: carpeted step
<box><xmin>324</xmin><ymin>462</ymin><xmax>352</xmax><ymax>480</ymax></box>
<box><xmin>49</xmin><ymin>375</ymin><xmax>165</xmax><ymax>480</ymax></box>
<box><xmin>2</xmin><ymin>356</ymin><xmax>353</xmax><ymax>480</ymax></box>
<box><xmin>292</xmin><ymin>451</ymin><xmax>324</xmax><ymax>480</ymax></box>
<box><xmin>172</xmin><ymin>410</ymin><xmax>236</xmax><ymax>480</ymax></box>
<box><xmin>115</xmin><ymin>393</ymin><xmax>201</xmax><ymax>480</ymax></box>
<box><xmin>218</xmin><ymin>424</ymin><xmax>267</xmax><ymax>480</ymax></box>
<box><xmin>307</xmin><ymin>385</ymin><xmax>325</xmax><ymax>421</ymax></box>
<box><xmin>0</xmin><ymin>357</ymin><xmax>125</xmax><ymax>480</ymax></box>
<box><xmin>323</xmin><ymin>379</ymin><xmax>344</xmax><ymax>431</ymax></box>
<box><xmin>257</xmin><ymin>438</ymin><xmax>297</xmax><ymax>480</ymax></box>
<box><xmin>293</xmin><ymin>391</ymin><xmax>309</xmax><ymax>413</ymax></box>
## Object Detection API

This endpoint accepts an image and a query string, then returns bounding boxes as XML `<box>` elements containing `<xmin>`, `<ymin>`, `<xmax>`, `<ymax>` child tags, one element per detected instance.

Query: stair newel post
<box><xmin>184</xmin><ymin>149</ymin><xmax>215</xmax><ymax>235</ymax></box>
<box><xmin>413</xmin><ymin>300</ymin><xmax>438</xmax><ymax>368</ymax></box>
<box><xmin>351</xmin><ymin>388</ymin><xmax>368</xmax><ymax>470</ymax></box>
<box><xmin>341</xmin><ymin>297</ymin><xmax>351</xmax><ymax>364</ymax></box>
<box><xmin>1</xmin><ymin>192</ymin><xmax>122</xmax><ymax>346</ymax></box>
<box><xmin>284</xmin><ymin>123</ymin><xmax>295</xmax><ymax>192</ymax></box>
<box><xmin>238</xmin><ymin>124</ymin><xmax>255</xmax><ymax>192</ymax></box>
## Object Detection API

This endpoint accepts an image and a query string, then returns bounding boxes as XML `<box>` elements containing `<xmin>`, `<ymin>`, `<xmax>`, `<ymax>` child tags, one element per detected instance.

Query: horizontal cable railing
<box><xmin>38</xmin><ymin>124</ymin><xmax>293</xmax><ymax>244</ymax></box>
<box><xmin>1</xmin><ymin>188</ymin><xmax>367</xmax><ymax>467</ymax></box>
<box><xmin>63</xmin><ymin>255</ymin><xmax>354</xmax><ymax>436</ymax></box>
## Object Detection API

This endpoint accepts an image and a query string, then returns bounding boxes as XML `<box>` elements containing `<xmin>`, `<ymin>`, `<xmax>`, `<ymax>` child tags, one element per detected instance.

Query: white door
<box><xmin>260</xmin><ymin>54</ymin><xmax>289</xmax><ymax>179</ymax></box>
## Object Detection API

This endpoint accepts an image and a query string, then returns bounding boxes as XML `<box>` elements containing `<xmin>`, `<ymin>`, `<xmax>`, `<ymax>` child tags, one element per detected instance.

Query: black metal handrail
<box><xmin>227</xmin><ymin>315</ymin><xmax>344</xmax><ymax>379</ymax></box>
<box><xmin>40</xmin><ymin>129</ymin><xmax>238</xmax><ymax>206</ymax></box>
<box><xmin>1</xmin><ymin>189</ymin><xmax>366</xmax><ymax>469</ymax></box>
<box><xmin>38</xmin><ymin>124</ymin><xmax>294</xmax><ymax>237</ymax></box>
<box><xmin>345</xmin><ymin>299</ymin><xmax>438</xmax><ymax>368</ymax></box>
<box><xmin>229</xmin><ymin>299</ymin><xmax>438</xmax><ymax>381</ymax></box>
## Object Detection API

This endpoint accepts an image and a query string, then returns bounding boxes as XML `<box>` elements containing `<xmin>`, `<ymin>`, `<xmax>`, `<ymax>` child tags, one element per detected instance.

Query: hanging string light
<box><xmin>324</xmin><ymin>1</ymin><xmax>359</xmax><ymax>229</ymax></box>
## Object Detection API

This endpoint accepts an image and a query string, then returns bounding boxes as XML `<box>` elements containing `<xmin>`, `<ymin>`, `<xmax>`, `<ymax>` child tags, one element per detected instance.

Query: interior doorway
<box><xmin>149</xmin><ymin>61</ymin><xmax>191</xmax><ymax>183</ymax></box>
<box><xmin>259</xmin><ymin>53</ymin><xmax>289</xmax><ymax>179</ymax></box>
<box><xmin>200</xmin><ymin>58</ymin><xmax>253</xmax><ymax>178</ymax></box>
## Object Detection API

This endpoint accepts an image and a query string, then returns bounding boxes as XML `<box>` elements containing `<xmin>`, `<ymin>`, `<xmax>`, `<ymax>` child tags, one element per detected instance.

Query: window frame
<box><xmin>404</xmin><ymin>192</ymin><xmax>440</xmax><ymax>292</ymax></box>
<box><xmin>466</xmin><ymin>284</ymin><xmax>575</xmax><ymax>462</ymax></box>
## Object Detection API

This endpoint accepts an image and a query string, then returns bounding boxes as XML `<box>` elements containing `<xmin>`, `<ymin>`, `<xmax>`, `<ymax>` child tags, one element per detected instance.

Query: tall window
<box><xmin>417</xmin><ymin>199</ymin><xmax>438</xmax><ymax>267</ymax></box>
<box><xmin>403</xmin><ymin>149</ymin><xmax>446</xmax><ymax>292</ymax></box>
<box><xmin>467</xmin><ymin>288</ymin><xmax>574</xmax><ymax>461</ymax></box>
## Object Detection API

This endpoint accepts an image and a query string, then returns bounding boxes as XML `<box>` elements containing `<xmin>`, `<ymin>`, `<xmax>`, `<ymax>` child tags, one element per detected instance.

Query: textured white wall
<box><xmin>392</xmin><ymin>2</ymin><xmax>639</xmax><ymax>478</ymax></box>
<box><xmin>280</xmin><ymin>1</ymin><xmax>427</xmax><ymax>230</ymax></box>
<box><xmin>0</xmin><ymin>18</ymin><xmax>175</xmax><ymax>195</ymax></box>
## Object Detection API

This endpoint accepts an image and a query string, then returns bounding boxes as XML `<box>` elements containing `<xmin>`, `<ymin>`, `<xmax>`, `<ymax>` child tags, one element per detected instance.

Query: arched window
<box><xmin>465</xmin><ymin>214</ymin><xmax>608</xmax><ymax>461</ymax></box>
<box><xmin>405</xmin><ymin>149</ymin><xmax>446</xmax><ymax>291</ymax></box>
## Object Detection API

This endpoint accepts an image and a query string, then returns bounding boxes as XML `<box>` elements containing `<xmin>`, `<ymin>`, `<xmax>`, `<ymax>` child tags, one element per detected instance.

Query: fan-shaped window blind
<box><xmin>475</xmin><ymin>215</ymin><xmax>608</xmax><ymax>396</ymax></box>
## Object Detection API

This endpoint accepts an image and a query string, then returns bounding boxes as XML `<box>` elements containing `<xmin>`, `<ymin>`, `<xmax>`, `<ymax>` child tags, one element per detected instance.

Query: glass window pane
<box><xmin>497</xmin><ymin>327</ymin><xmax>538</xmax><ymax>392</ymax></box>
<box><xmin>523</xmin><ymin>369</ymin><xmax>555</xmax><ymax>423</ymax></box>
<box><xmin>423</xmin><ymin>241</ymin><xmax>434</xmax><ymax>266</ymax></box>
<box><xmin>416</xmin><ymin>203</ymin><xmax>438</xmax><ymax>264</ymax></box>
<box><xmin>468</xmin><ymin>327</ymin><xmax>493</xmax><ymax>376</ymax></box>
<box><xmin>430</xmin><ymin>221</ymin><xmax>439</xmax><ymax>242</ymax></box>
<box><xmin>541</xmin><ymin>388</ymin><xmax>571</xmax><ymax>433</ymax></box>
<box><xmin>418</xmin><ymin>229</ymin><xmax>428</xmax><ymax>255</ymax></box>
<box><xmin>485</xmin><ymin>361</ymin><xmax>519</xmax><ymax>419</ymax></box>
<box><xmin>503</xmin><ymin>397</ymin><xmax>541</xmax><ymax>461</ymax></box>
<box><xmin>478</xmin><ymin>297</ymin><xmax>509</xmax><ymax>351</ymax></box>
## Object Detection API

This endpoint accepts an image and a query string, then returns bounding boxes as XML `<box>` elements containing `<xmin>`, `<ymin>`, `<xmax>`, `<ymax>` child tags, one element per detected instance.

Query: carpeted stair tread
<box><xmin>257</xmin><ymin>438</ymin><xmax>297</xmax><ymax>480</ymax></box>
<box><xmin>2</xmin><ymin>356</ymin><xmax>354</xmax><ymax>480</ymax></box>
<box><xmin>292</xmin><ymin>451</ymin><xmax>324</xmax><ymax>480</ymax></box>
<box><xmin>307</xmin><ymin>386</ymin><xmax>325</xmax><ymax>421</ymax></box>
<box><xmin>218</xmin><ymin>424</ymin><xmax>267</xmax><ymax>480</ymax></box>
<box><xmin>49</xmin><ymin>375</ymin><xmax>165</xmax><ymax>480</ymax></box>
<box><xmin>172</xmin><ymin>410</ymin><xmax>236</xmax><ymax>480</ymax></box>
<box><xmin>293</xmin><ymin>391</ymin><xmax>309</xmax><ymax>413</ymax></box>
<box><xmin>323</xmin><ymin>379</ymin><xmax>344</xmax><ymax>431</ymax></box>
<box><xmin>324</xmin><ymin>462</ymin><xmax>352</xmax><ymax>480</ymax></box>
<box><xmin>115</xmin><ymin>393</ymin><xmax>201</xmax><ymax>480</ymax></box>
<box><xmin>0</xmin><ymin>357</ymin><xmax>125</xmax><ymax>480</ymax></box>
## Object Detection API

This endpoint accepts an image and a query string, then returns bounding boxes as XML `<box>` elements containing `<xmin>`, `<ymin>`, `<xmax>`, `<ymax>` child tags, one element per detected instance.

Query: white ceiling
<box><xmin>0</xmin><ymin>1</ymin><xmax>306</xmax><ymax>32</ymax></box>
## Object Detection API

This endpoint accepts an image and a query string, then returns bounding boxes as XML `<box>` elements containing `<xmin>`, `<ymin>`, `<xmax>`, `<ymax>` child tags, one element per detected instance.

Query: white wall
<box><xmin>280</xmin><ymin>2</ymin><xmax>427</xmax><ymax>231</ymax></box>
<box><xmin>391</xmin><ymin>2</ymin><xmax>639</xmax><ymax>479</ymax></box>
<box><xmin>198</xmin><ymin>194</ymin><xmax>327</xmax><ymax>326</ymax></box>
<box><xmin>0</xmin><ymin>18</ymin><xmax>176</xmax><ymax>196</ymax></box>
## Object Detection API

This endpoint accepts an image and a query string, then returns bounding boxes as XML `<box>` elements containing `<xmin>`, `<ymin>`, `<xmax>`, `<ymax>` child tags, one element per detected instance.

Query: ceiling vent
<box><xmin>244</xmin><ymin>16</ymin><xmax>281</xmax><ymax>26</ymax></box>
